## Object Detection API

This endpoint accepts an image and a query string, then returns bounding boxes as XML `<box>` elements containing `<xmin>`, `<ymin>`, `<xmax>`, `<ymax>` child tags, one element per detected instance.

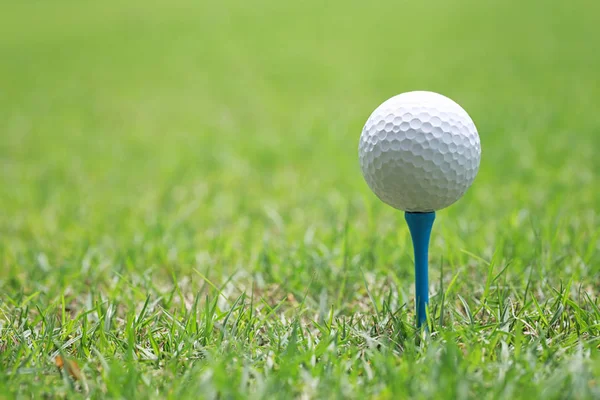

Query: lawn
<box><xmin>1</xmin><ymin>0</ymin><xmax>599</xmax><ymax>398</ymax></box>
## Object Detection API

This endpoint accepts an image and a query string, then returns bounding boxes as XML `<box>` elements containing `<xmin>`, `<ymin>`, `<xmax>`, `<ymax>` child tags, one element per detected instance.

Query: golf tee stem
<box><xmin>405</xmin><ymin>211</ymin><xmax>435</xmax><ymax>328</ymax></box>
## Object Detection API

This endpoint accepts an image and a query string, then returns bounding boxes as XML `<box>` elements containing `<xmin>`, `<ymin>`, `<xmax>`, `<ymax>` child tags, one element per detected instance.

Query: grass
<box><xmin>1</xmin><ymin>0</ymin><xmax>599</xmax><ymax>398</ymax></box>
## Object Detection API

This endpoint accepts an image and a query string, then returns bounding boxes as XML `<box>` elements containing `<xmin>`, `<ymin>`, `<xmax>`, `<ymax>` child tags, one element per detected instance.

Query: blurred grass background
<box><xmin>1</xmin><ymin>0</ymin><xmax>600</xmax><ymax>398</ymax></box>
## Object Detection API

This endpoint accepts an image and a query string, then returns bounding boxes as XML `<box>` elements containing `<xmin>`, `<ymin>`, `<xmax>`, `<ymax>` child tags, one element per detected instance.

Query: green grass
<box><xmin>1</xmin><ymin>0</ymin><xmax>600</xmax><ymax>398</ymax></box>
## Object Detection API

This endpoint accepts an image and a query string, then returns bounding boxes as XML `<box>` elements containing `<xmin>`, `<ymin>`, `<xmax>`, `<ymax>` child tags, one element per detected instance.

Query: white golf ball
<box><xmin>358</xmin><ymin>91</ymin><xmax>481</xmax><ymax>212</ymax></box>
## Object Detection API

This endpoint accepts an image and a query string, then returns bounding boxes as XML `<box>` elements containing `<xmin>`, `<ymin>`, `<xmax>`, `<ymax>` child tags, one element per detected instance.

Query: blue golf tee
<box><xmin>404</xmin><ymin>211</ymin><xmax>436</xmax><ymax>328</ymax></box>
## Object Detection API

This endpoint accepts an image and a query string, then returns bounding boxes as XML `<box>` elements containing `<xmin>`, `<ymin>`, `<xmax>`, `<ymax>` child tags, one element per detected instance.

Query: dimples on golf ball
<box><xmin>359</xmin><ymin>91</ymin><xmax>481</xmax><ymax>212</ymax></box>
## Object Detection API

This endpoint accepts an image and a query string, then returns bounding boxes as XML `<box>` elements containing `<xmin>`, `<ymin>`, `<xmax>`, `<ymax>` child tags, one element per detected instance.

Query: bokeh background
<box><xmin>1</xmin><ymin>0</ymin><xmax>599</xmax><ymax>397</ymax></box>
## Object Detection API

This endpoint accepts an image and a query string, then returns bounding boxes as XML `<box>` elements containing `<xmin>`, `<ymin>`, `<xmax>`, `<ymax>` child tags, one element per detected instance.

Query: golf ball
<box><xmin>359</xmin><ymin>91</ymin><xmax>481</xmax><ymax>212</ymax></box>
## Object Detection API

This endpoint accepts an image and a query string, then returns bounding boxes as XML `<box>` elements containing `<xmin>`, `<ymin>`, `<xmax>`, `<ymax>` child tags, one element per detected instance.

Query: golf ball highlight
<box><xmin>359</xmin><ymin>91</ymin><xmax>481</xmax><ymax>212</ymax></box>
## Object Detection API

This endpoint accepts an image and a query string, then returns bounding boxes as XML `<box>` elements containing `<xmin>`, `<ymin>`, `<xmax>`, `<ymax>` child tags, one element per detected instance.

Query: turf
<box><xmin>1</xmin><ymin>0</ymin><xmax>599</xmax><ymax>398</ymax></box>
